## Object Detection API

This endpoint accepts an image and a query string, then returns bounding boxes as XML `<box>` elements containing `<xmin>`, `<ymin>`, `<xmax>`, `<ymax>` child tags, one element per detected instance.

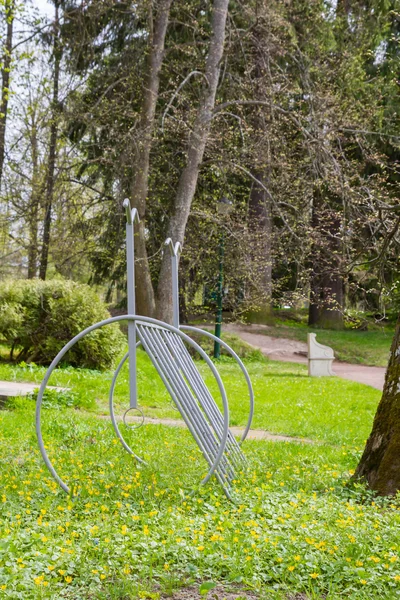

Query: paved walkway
<box><xmin>0</xmin><ymin>381</ymin><xmax>64</xmax><ymax>404</ymax></box>
<box><xmin>224</xmin><ymin>324</ymin><xmax>386</xmax><ymax>391</ymax></box>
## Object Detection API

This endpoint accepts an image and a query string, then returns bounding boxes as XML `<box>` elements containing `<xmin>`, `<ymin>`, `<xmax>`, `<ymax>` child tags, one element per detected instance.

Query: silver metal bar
<box><xmin>140</xmin><ymin>326</ymin><xmax>227</xmax><ymax>474</ymax></box>
<box><xmin>165</xmin><ymin>238</ymin><xmax>182</xmax><ymax>329</ymax></box>
<box><xmin>137</xmin><ymin>324</ymin><xmax>232</xmax><ymax>494</ymax></box>
<box><xmin>164</xmin><ymin>239</ymin><xmax>252</xmax><ymax>448</ymax></box>
<box><xmin>108</xmin><ymin>343</ymin><xmax>146</xmax><ymax>462</ymax></box>
<box><xmin>165</xmin><ymin>331</ymin><xmax>243</xmax><ymax>470</ymax></box>
<box><xmin>123</xmin><ymin>198</ymin><xmax>139</xmax><ymax>409</ymax></box>
<box><xmin>36</xmin><ymin>315</ymin><xmax>232</xmax><ymax>499</ymax></box>
<box><xmin>150</xmin><ymin>327</ymin><xmax>233</xmax><ymax>482</ymax></box>
<box><xmin>181</xmin><ymin>325</ymin><xmax>254</xmax><ymax>444</ymax></box>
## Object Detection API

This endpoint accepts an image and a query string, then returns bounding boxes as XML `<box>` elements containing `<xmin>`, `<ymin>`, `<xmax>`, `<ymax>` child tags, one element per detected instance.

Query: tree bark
<box><xmin>354</xmin><ymin>314</ymin><xmax>400</xmax><ymax>495</ymax></box>
<box><xmin>0</xmin><ymin>0</ymin><xmax>15</xmax><ymax>192</ymax></box>
<box><xmin>130</xmin><ymin>0</ymin><xmax>172</xmax><ymax>317</ymax></box>
<box><xmin>39</xmin><ymin>0</ymin><xmax>61</xmax><ymax>280</ymax></box>
<box><xmin>247</xmin><ymin>14</ymin><xmax>272</xmax><ymax>322</ymax></box>
<box><xmin>27</xmin><ymin>116</ymin><xmax>40</xmax><ymax>278</ymax></box>
<box><xmin>156</xmin><ymin>0</ymin><xmax>229</xmax><ymax>322</ymax></box>
<box><xmin>308</xmin><ymin>189</ymin><xmax>344</xmax><ymax>330</ymax></box>
<box><xmin>248</xmin><ymin>171</ymin><xmax>272</xmax><ymax>322</ymax></box>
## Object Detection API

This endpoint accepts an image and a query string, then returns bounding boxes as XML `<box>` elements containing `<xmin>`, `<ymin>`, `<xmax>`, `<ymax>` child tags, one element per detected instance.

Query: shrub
<box><xmin>0</xmin><ymin>279</ymin><xmax>125</xmax><ymax>370</ymax></box>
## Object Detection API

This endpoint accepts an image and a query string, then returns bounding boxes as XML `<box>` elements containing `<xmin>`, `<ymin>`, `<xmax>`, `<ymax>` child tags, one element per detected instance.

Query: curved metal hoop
<box><xmin>123</xmin><ymin>407</ymin><xmax>145</xmax><ymax>429</ymax></box>
<box><xmin>109</xmin><ymin>344</ymin><xmax>146</xmax><ymax>462</ymax></box>
<box><xmin>36</xmin><ymin>315</ymin><xmax>230</xmax><ymax>495</ymax></box>
<box><xmin>180</xmin><ymin>325</ymin><xmax>254</xmax><ymax>444</ymax></box>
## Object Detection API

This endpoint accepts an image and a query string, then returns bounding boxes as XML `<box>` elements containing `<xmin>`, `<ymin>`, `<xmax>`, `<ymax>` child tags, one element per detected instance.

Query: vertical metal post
<box><xmin>165</xmin><ymin>238</ymin><xmax>182</xmax><ymax>328</ymax></box>
<box><xmin>123</xmin><ymin>199</ymin><xmax>139</xmax><ymax>409</ymax></box>
<box><xmin>213</xmin><ymin>231</ymin><xmax>225</xmax><ymax>359</ymax></box>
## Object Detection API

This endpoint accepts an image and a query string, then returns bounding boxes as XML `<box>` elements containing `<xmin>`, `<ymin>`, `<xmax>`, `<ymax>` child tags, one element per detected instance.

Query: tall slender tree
<box><xmin>0</xmin><ymin>0</ymin><xmax>15</xmax><ymax>192</ymax></box>
<box><xmin>39</xmin><ymin>0</ymin><xmax>62</xmax><ymax>280</ymax></box>
<box><xmin>156</xmin><ymin>0</ymin><xmax>230</xmax><ymax>322</ymax></box>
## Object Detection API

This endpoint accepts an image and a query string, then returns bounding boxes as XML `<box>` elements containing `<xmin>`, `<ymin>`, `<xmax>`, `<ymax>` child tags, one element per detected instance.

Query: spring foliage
<box><xmin>0</xmin><ymin>279</ymin><xmax>124</xmax><ymax>370</ymax></box>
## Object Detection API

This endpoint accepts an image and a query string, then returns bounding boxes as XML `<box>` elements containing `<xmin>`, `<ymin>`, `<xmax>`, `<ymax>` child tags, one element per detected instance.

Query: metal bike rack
<box><xmin>36</xmin><ymin>200</ymin><xmax>254</xmax><ymax>500</ymax></box>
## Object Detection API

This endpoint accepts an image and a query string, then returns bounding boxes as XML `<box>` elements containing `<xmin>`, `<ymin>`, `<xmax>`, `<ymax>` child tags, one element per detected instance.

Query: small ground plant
<box><xmin>0</xmin><ymin>357</ymin><xmax>399</xmax><ymax>599</ymax></box>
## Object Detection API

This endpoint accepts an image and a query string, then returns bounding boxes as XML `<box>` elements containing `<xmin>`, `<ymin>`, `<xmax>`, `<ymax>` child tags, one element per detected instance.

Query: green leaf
<box><xmin>199</xmin><ymin>581</ymin><xmax>217</xmax><ymax>595</ymax></box>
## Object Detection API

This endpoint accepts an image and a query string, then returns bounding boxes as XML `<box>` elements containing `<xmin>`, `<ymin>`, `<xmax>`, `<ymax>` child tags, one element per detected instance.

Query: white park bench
<box><xmin>307</xmin><ymin>332</ymin><xmax>335</xmax><ymax>377</ymax></box>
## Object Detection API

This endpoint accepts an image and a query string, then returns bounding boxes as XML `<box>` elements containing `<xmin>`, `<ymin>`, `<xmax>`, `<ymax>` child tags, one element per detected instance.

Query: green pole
<box><xmin>213</xmin><ymin>231</ymin><xmax>225</xmax><ymax>358</ymax></box>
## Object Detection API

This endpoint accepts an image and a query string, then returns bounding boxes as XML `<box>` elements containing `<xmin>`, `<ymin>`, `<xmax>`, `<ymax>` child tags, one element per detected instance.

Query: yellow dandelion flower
<box><xmin>197</xmin><ymin>545</ymin><xmax>205</xmax><ymax>551</ymax></box>
<box><xmin>58</xmin><ymin>570</ymin><xmax>66</xmax><ymax>576</ymax></box>
<box><xmin>47</xmin><ymin>565</ymin><xmax>55</xmax><ymax>571</ymax></box>
<box><xmin>310</xmin><ymin>573</ymin><xmax>319</xmax><ymax>579</ymax></box>
<box><xmin>100</xmin><ymin>574</ymin><xmax>106</xmax><ymax>580</ymax></box>
<box><xmin>288</xmin><ymin>565</ymin><xmax>295</xmax><ymax>572</ymax></box>
<box><xmin>65</xmin><ymin>576</ymin><xmax>72</xmax><ymax>583</ymax></box>
<box><xmin>164</xmin><ymin>563</ymin><xmax>169</xmax><ymax>571</ymax></box>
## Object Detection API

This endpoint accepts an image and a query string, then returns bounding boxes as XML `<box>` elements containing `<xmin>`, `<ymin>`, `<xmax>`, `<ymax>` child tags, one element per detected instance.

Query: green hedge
<box><xmin>0</xmin><ymin>279</ymin><xmax>125</xmax><ymax>370</ymax></box>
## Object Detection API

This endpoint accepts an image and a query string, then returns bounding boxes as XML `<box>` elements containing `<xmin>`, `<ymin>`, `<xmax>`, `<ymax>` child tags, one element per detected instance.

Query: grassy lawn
<box><xmin>1</xmin><ymin>348</ymin><xmax>399</xmax><ymax>598</ymax></box>
<box><xmin>0</xmin><ymin>350</ymin><xmax>381</xmax><ymax>445</ymax></box>
<box><xmin>246</xmin><ymin>322</ymin><xmax>393</xmax><ymax>367</ymax></box>
<box><xmin>2</xmin><ymin>398</ymin><xmax>400</xmax><ymax>599</ymax></box>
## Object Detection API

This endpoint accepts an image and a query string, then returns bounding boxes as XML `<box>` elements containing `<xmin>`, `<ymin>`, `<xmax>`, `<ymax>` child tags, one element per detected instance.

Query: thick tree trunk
<box><xmin>130</xmin><ymin>0</ymin><xmax>172</xmax><ymax>317</ymax></box>
<box><xmin>354</xmin><ymin>315</ymin><xmax>400</xmax><ymax>495</ymax></box>
<box><xmin>39</xmin><ymin>1</ymin><xmax>61</xmax><ymax>280</ymax></box>
<box><xmin>0</xmin><ymin>0</ymin><xmax>15</xmax><ymax>192</ymax></box>
<box><xmin>308</xmin><ymin>189</ymin><xmax>344</xmax><ymax>329</ymax></box>
<box><xmin>156</xmin><ymin>0</ymin><xmax>229</xmax><ymax>322</ymax></box>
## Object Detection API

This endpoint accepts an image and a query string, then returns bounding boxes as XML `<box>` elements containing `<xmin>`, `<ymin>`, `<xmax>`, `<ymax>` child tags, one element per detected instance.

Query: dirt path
<box><xmin>225</xmin><ymin>323</ymin><xmax>386</xmax><ymax>391</ymax></box>
<box><xmin>99</xmin><ymin>414</ymin><xmax>316</xmax><ymax>444</ymax></box>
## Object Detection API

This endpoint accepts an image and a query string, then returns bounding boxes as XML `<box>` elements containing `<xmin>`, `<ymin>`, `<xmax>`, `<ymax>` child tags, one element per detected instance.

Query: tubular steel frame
<box><xmin>36</xmin><ymin>200</ymin><xmax>254</xmax><ymax>500</ymax></box>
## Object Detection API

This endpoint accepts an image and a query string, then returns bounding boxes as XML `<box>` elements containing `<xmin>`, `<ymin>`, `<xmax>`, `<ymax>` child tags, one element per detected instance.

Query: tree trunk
<box><xmin>27</xmin><ymin>119</ymin><xmax>40</xmax><ymax>279</ymax></box>
<box><xmin>247</xmin><ymin>15</ymin><xmax>272</xmax><ymax>322</ymax></box>
<box><xmin>156</xmin><ymin>0</ymin><xmax>229</xmax><ymax>323</ymax></box>
<box><xmin>308</xmin><ymin>189</ymin><xmax>344</xmax><ymax>329</ymax></box>
<box><xmin>354</xmin><ymin>314</ymin><xmax>400</xmax><ymax>495</ymax></box>
<box><xmin>247</xmin><ymin>171</ymin><xmax>272</xmax><ymax>322</ymax></box>
<box><xmin>0</xmin><ymin>0</ymin><xmax>15</xmax><ymax>192</ymax></box>
<box><xmin>130</xmin><ymin>0</ymin><xmax>172</xmax><ymax>317</ymax></box>
<box><xmin>39</xmin><ymin>0</ymin><xmax>61</xmax><ymax>280</ymax></box>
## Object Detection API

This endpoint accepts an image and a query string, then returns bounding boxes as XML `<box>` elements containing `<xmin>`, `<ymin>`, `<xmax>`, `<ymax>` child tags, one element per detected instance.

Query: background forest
<box><xmin>1</xmin><ymin>0</ymin><xmax>400</xmax><ymax>329</ymax></box>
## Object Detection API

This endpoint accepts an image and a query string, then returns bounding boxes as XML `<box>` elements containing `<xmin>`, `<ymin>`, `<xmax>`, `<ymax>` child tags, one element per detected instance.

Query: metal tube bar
<box><xmin>165</xmin><ymin>332</ymin><xmax>243</xmax><ymax>469</ymax></box>
<box><xmin>150</xmin><ymin>327</ymin><xmax>234</xmax><ymax>481</ymax></box>
<box><xmin>123</xmin><ymin>198</ymin><xmax>139</xmax><ymax>409</ymax></box>
<box><xmin>36</xmin><ymin>315</ymin><xmax>231</xmax><ymax>497</ymax></box>
<box><xmin>171</xmin><ymin>253</ymin><xmax>179</xmax><ymax>329</ymax></box>
<box><xmin>137</xmin><ymin>325</ymin><xmax>232</xmax><ymax>495</ymax></box>
<box><xmin>181</xmin><ymin>325</ymin><xmax>254</xmax><ymax>444</ymax></box>
<box><xmin>109</xmin><ymin>343</ymin><xmax>146</xmax><ymax>462</ymax></box>
<box><xmin>141</xmin><ymin>326</ymin><xmax>232</xmax><ymax>481</ymax></box>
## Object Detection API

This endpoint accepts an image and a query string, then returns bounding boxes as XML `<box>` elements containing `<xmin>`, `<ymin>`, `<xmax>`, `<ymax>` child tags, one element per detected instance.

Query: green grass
<box><xmin>249</xmin><ymin>321</ymin><xmax>393</xmax><ymax>367</ymax></box>
<box><xmin>1</xmin><ymin>399</ymin><xmax>400</xmax><ymax>599</ymax></box>
<box><xmin>0</xmin><ymin>350</ymin><xmax>381</xmax><ymax>446</ymax></box>
<box><xmin>1</xmin><ymin>349</ymin><xmax>398</xmax><ymax>598</ymax></box>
